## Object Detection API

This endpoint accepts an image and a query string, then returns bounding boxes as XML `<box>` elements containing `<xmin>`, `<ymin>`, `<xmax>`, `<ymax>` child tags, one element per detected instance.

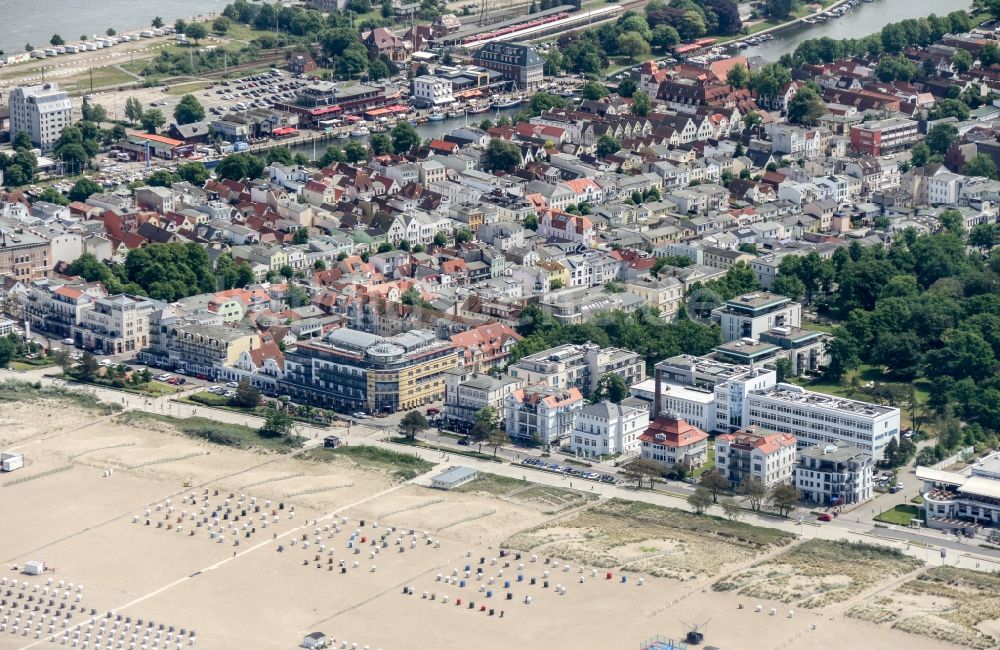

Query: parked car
<box><xmin>352</xmin><ymin>411</ymin><xmax>368</xmax><ymax>419</ymax></box>
<box><xmin>226</xmin><ymin>381</ymin><xmax>239</xmax><ymax>388</ymax></box>
<box><xmin>817</xmin><ymin>513</ymin><xmax>833</xmax><ymax>522</ymax></box>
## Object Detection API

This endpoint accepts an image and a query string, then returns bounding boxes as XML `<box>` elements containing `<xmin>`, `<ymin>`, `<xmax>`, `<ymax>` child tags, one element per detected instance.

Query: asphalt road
<box><xmin>6</xmin><ymin>362</ymin><xmax>1000</xmax><ymax>570</ymax></box>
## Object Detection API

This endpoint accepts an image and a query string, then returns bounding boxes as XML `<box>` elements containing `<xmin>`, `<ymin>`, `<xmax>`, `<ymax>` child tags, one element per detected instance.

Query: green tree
<box><xmin>212</xmin><ymin>16</ymin><xmax>231</xmax><ymax>34</ymax></box>
<box><xmin>433</xmin><ymin>231</ymin><xmax>448</xmax><ymax>246</ymax></box>
<box><xmin>768</xmin><ymin>483</ymin><xmax>798</xmax><ymax>517</ymax></box>
<box><xmin>68</xmin><ymin>177</ymin><xmax>102</xmax><ymax>202</ymax></box>
<box><xmin>580</xmin><ymin>80</ymin><xmax>609</xmax><ymax>101</ymax></box>
<box><xmin>231</xmin><ymin>378</ymin><xmax>261</xmax><ymax>408</ymax></box>
<box><xmin>787</xmin><ymin>85</ymin><xmax>826</xmax><ymax>126</ymax></box>
<box><xmin>77</xmin><ymin>352</ymin><xmax>99</xmax><ymax>381</ymax></box>
<box><xmin>689</xmin><ymin>487</ymin><xmax>713</xmax><ymax>514</ymax></box>
<box><xmin>763</xmin><ymin>0</ymin><xmax>796</xmax><ymax>20</ymax></box>
<box><xmin>632</xmin><ymin>91</ymin><xmax>652</xmax><ymax>117</ymax></box>
<box><xmin>737</xmin><ymin>476</ymin><xmax>767</xmax><ymax>511</ymax></box>
<box><xmin>152</xmin><ymin>16</ymin><xmax>164</xmax><ymax>28</ymax></box>
<box><xmin>369</xmin><ymin>132</ymin><xmax>392</xmax><ymax>155</ymax></box>
<box><xmin>926</xmin><ymin>123</ymin><xmax>958</xmax><ymax>156</ymax></box>
<box><xmin>344</xmin><ymin>140</ymin><xmax>367</xmax><ymax>163</ymax></box>
<box><xmin>38</xmin><ymin>187</ymin><xmax>68</xmax><ymax>206</ymax></box>
<box><xmin>390</xmin><ymin>121</ymin><xmax>420</xmax><ymax>154</ymax></box>
<box><xmin>176</xmin><ymin>161</ymin><xmax>210</xmax><ymax>185</ymax></box>
<box><xmin>50</xmin><ymin>34</ymin><xmax>65</xmax><ymax>47</ymax></box>
<box><xmin>124</xmin><ymin>97</ymin><xmax>144</xmax><ymax>125</ymax></box>
<box><xmin>911</xmin><ymin>142</ymin><xmax>931</xmax><ymax>167</ymax></box>
<box><xmin>749</xmin><ymin>62</ymin><xmax>791</xmax><ymax>100</ymax></box>
<box><xmin>266</xmin><ymin>146</ymin><xmax>294</xmax><ymax>165</ymax></box>
<box><xmin>482</xmin><ymin>139</ymin><xmax>521</xmax><ymax>172</ymax></box>
<box><xmin>938</xmin><ymin>208</ymin><xmax>965</xmax><ymax>236</ymax></box>
<box><xmin>650</xmin><ymin>24</ymin><xmax>680</xmax><ymax>51</ymax></box>
<box><xmin>726</xmin><ymin>63</ymin><xmax>749</xmax><ymax>89</ymax></box>
<box><xmin>962</xmin><ymin>154</ymin><xmax>998</xmax><ymax>180</ymax></box>
<box><xmin>595</xmin><ymin>134</ymin><xmax>620</xmax><ymax>158</ymax></box>
<box><xmin>617</xmin><ymin>31</ymin><xmax>650</xmax><ymax>63</ymax></box>
<box><xmin>952</xmin><ymin>49</ymin><xmax>973</xmax><ymax>74</ymax></box>
<box><xmin>141</xmin><ymin>109</ymin><xmax>166</xmax><ymax>134</ymax></box>
<box><xmin>173</xmin><ymin>94</ymin><xmax>205</xmax><ymax>125</ymax></box>
<box><xmin>700</xmin><ymin>470</ymin><xmax>731</xmax><ymax>503</ymax></box>
<box><xmin>399</xmin><ymin>410</ymin><xmax>429</xmax><ymax>441</ymax></box>
<box><xmin>214</xmin><ymin>152</ymin><xmax>265</xmax><ymax>181</ymax></box>
<box><xmin>184</xmin><ymin>22</ymin><xmax>208</xmax><ymax>45</ymax></box>
<box><xmin>260</xmin><ymin>409</ymin><xmax>293</xmax><ymax>438</ymax></box>
<box><xmin>106</xmin><ymin>28</ymin><xmax>116</xmax><ymax>36</ymax></box>
<box><xmin>721</xmin><ymin>496</ymin><xmax>742</xmax><ymax>520</ymax></box>
<box><xmin>775</xmin><ymin>357</ymin><xmax>794</xmax><ymax>383</ymax></box>
<box><xmin>591</xmin><ymin>372</ymin><xmax>628</xmax><ymax>403</ymax></box>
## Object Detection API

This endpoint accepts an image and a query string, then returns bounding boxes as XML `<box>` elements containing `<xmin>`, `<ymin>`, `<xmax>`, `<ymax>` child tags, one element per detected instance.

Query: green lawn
<box><xmin>117</xmin><ymin>411</ymin><xmax>301</xmax><ymax>451</ymax></box>
<box><xmin>61</xmin><ymin>65</ymin><xmax>138</xmax><ymax>93</ymax></box>
<box><xmin>10</xmin><ymin>357</ymin><xmax>57</xmax><ymax>371</ymax></box>
<box><xmin>303</xmin><ymin>445</ymin><xmax>434</xmax><ymax>479</ymax></box>
<box><xmin>692</xmin><ymin>445</ymin><xmax>716</xmax><ymax>478</ymax></box>
<box><xmin>875</xmin><ymin>504</ymin><xmax>922</xmax><ymax>526</ymax></box>
<box><xmin>166</xmin><ymin>80</ymin><xmax>210</xmax><ymax>95</ymax></box>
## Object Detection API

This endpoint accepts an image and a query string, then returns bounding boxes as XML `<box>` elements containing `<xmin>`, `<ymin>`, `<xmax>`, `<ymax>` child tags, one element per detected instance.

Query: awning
<box><xmin>309</xmin><ymin>105</ymin><xmax>342</xmax><ymax>116</ymax></box>
<box><xmin>272</xmin><ymin>126</ymin><xmax>297</xmax><ymax>136</ymax></box>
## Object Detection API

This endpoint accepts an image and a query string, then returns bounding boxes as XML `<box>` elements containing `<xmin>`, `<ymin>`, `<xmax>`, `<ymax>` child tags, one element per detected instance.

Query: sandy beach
<box><xmin>0</xmin><ymin>396</ymin><xmax>977</xmax><ymax>650</ymax></box>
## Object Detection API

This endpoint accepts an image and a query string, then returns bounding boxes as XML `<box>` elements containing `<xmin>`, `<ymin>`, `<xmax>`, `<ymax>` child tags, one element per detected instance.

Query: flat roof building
<box><xmin>280</xmin><ymin>327</ymin><xmax>458</xmax><ymax>413</ymax></box>
<box><xmin>747</xmin><ymin>383</ymin><xmax>900</xmax><ymax>460</ymax></box>
<box><xmin>430</xmin><ymin>466</ymin><xmax>479</xmax><ymax>490</ymax></box>
<box><xmin>9</xmin><ymin>83</ymin><xmax>73</xmax><ymax>153</ymax></box>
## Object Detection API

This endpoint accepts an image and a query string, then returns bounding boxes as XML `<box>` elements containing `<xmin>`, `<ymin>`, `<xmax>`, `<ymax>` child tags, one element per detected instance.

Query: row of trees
<box><xmin>690</xmin><ymin>472</ymin><xmax>798</xmax><ymax>517</ymax></box>
<box><xmin>788</xmin><ymin>11</ymin><xmax>972</xmax><ymax>66</ymax></box>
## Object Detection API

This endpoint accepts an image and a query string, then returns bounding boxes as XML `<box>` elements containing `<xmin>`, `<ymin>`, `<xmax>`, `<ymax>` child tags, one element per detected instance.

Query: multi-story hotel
<box><xmin>280</xmin><ymin>328</ymin><xmax>458</xmax><ymax>413</ymax></box>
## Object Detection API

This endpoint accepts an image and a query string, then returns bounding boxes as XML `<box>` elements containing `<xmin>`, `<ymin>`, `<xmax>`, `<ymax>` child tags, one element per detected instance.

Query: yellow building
<box><xmin>280</xmin><ymin>328</ymin><xmax>459</xmax><ymax>413</ymax></box>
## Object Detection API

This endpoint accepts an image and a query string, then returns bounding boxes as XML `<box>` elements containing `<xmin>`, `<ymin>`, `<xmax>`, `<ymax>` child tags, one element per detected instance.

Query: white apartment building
<box><xmin>504</xmin><ymin>384</ymin><xmax>585</xmax><ymax>447</ymax></box>
<box><xmin>72</xmin><ymin>294</ymin><xmax>154</xmax><ymax>356</ymax></box>
<box><xmin>794</xmin><ymin>444</ymin><xmax>874</xmax><ymax>505</ymax></box>
<box><xmin>927</xmin><ymin>171</ymin><xmax>964</xmax><ymax>205</ymax></box>
<box><xmin>508</xmin><ymin>343</ymin><xmax>644</xmax><ymax>394</ymax></box>
<box><xmin>746</xmin><ymin>384</ymin><xmax>900</xmax><ymax>460</ymax></box>
<box><xmin>715</xmin><ymin>427</ymin><xmax>797</xmax><ymax>488</ymax></box>
<box><xmin>9</xmin><ymin>83</ymin><xmax>73</xmax><ymax>153</ymax></box>
<box><xmin>715</xmin><ymin>292</ymin><xmax>801</xmax><ymax>343</ymax></box>
<box><xmin>412</xmin><ymin>75</ymin><xmax>454</xmax><ymax>108</ymax></box>
<box><xmin>569</xmin><ymin>401</ymin><xmax>649</xmax><ymax>459</ymax></box>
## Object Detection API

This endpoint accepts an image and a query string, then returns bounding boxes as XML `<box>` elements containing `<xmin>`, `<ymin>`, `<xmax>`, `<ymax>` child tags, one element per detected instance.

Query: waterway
<box><xmin>287</xmin><ymin>106</ymin><xmax>523</xmax><ymax>161</ymax></box>
<box><xmin>0</xmin><ymin>0</ymin><xmax>229</xmax><ymax>55</ymax></box>
<box><xmin>743</xmin><ymin>0</ymin><xmax>976</xmax><ymax>61</ymax></box>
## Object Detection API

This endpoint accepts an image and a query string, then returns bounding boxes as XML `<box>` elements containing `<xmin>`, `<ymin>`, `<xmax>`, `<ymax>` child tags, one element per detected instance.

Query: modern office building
<box><xmin>629</xmin><ymin>378</ymin><xmax>715</xmax><ymax>432</ymax></box>
<box><xmin>508</xmin><ymin>343</ymin><xmax>645</xmax><ymax>395</ymax></box>
<box><xmin>746</xmin><ymin>383</ymin><xmax>900</xmax><ymax>460</ymax></box>
<box><xmin>280</xmin><ymin>328</ymin><xmax>458</xmax><ymax>413</ymax></box>
<box><xmin>8</xmin><ymin>83</ymin><xmax>73</xmax><ymax>153</ymax></box>
<box><xmin>794</xmin><ymin>445</ymin><xmax>874</xmax><ymax>505</ymax></box>
<box><xmin>714</xmin><ymin>292</ymin><xmax>801</xmax><ymax>343</ymax></box>
<box><xmin>569</xmin><ymin>401</ymin><xmax>649</xmax><ymax>459</ymax></box>
<box><xmin>715</xmin><ymin>426</ymin><xmax>797</xmax><ymax>488</ymax></box>
<box><xmin>849</xmin><ymin>116</ymin><xmax>919</xmax><ymax>156</ymax></box>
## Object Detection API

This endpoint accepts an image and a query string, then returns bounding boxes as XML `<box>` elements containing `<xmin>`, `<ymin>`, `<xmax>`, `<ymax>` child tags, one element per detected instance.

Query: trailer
<box><xmin>1</xmin><ymin>451</ymin><xmax>23</xmax><ymax>472</ymax></box>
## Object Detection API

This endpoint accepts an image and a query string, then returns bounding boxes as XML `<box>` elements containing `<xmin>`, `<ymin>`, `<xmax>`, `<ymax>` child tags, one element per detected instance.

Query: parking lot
<box><xmin>520</xmin><ymin>457</ymin><xmax>623</xmax><ymax>485</ymax></box>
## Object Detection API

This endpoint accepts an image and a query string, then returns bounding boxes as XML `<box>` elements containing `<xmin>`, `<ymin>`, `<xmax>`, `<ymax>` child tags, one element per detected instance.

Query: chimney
<box><xmin>653</xmin><ymin>366</ymin><xmax>662</xmax><ymax>418</ymax></box>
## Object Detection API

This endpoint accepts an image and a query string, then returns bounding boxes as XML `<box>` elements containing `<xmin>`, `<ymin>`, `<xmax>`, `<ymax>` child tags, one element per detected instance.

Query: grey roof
<box><xmin>432</xmin><ymin>466</ymin><xmax>478</xmax><ymax>485</ymax></box>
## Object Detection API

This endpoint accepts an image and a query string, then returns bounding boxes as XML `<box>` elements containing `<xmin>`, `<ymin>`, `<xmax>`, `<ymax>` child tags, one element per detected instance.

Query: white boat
<box><xmin>350</xmin><ymin>126</ymin><xmax>370</xmax><ymax>137</ymax></box>
<box><xmin>447</xmin><ymin>109</ymin><xmax>464</xmax><ymax>118</ymax></box>
<box><xmin>494</xmin><ymin>95</ymin><xmax>523</xmax><ymax>109</ymax></box>
<box><xmin>336</xmin><ymin>131</ymin><xmax>349</xmax><ymax>139</ymax></box>
<box><xmin>428</xmin><ymin>111</ymin><xmax>445</xmax><ymax>121</ymax></box>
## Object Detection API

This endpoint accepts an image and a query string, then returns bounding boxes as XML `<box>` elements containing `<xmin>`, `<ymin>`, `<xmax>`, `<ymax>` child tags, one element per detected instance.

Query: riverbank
<box><xmin>744</xmin><ymin>0</ymin><xmax>975</xmax><ymax>60</ymax></box>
